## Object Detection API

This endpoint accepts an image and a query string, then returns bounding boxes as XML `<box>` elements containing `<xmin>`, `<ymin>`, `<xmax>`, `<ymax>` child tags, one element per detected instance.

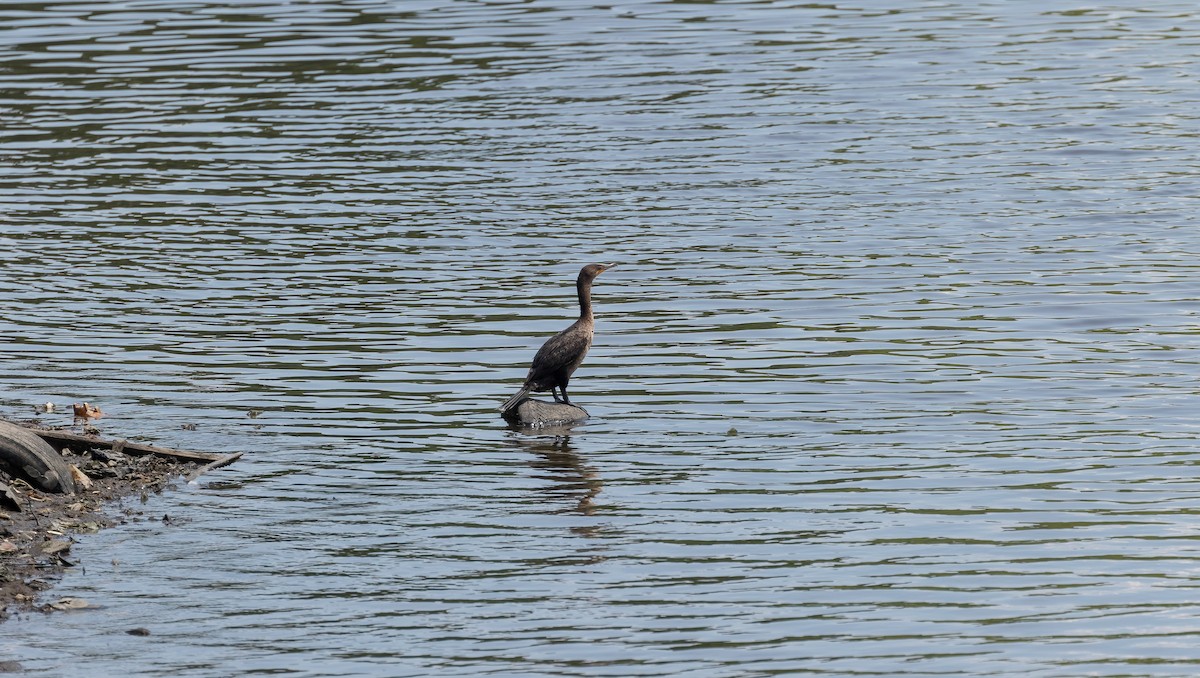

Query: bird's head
<box><xmin>579</xmin><ymin>263</ymin><xmax>617</xmax><ymax>281</ymax></box>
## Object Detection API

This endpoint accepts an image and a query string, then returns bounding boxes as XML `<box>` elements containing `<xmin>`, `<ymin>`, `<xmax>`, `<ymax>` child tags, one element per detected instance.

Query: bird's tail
<box><xmin>500</xmin><ymin>386</ymin><xmax>532</xmax><ymax>413</ymax></box>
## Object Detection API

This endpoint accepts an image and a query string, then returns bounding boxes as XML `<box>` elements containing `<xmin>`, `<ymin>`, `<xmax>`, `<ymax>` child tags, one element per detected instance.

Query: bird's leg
<box><xmin>561</xmin><ymin>385</ymin><xmax>573</xmax><ymax>406</ymax></box>
<box><xmin>551</xmin><ymin>386</ymin><xmax>563</xmax><ymax>403</ymax></box>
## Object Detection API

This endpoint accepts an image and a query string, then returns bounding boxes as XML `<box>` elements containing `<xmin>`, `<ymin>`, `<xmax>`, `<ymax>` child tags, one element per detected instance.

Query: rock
<box><xmin>501</xmin><ymin>399</ymin><xmax>589</xmax><ymax>428</ymax></box>
<box><xmin>48</xmin><ymin>597</ymin><xmax>89</xmax><ymax>611</ymax></box>
<box><xmin>69</xmin><ymin>465</ymin><xmax>93</xmax><ymax>490</ymax></box>
<box><xmin>41</xmin><ymin>539</ymin><xmax>72</xmax><ymax>556</ymax></box>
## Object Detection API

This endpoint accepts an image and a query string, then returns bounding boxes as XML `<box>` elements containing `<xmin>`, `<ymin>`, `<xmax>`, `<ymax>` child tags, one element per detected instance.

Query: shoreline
<box><xmin>0</xmin><ymin>428</ymin><xmax>204</xmax><ymax>623</ymax></box>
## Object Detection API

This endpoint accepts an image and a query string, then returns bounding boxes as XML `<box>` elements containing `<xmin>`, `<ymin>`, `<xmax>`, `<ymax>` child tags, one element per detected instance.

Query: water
<box><xmin>3</xmin><ymin>1</ymin><xmax>1200</xmax><ymax>675</ymax></box>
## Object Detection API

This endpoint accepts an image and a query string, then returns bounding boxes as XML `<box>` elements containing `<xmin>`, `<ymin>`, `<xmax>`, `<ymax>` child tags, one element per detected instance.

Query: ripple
<box><xmin>5</xmin><ymin>1</ymin><xmax>1200</xmax><ymax>676</ymax></box>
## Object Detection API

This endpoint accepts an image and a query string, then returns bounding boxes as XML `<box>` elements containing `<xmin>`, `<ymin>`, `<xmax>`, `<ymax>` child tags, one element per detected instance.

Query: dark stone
<box><xmin>501</xmin><ymin>399</ymin><xmax>589</xmax><ymax>428</ymax></box>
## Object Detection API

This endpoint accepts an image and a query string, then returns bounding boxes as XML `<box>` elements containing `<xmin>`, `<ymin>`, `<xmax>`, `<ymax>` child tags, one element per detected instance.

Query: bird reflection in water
<box><xmin>511</xmin><ymin>426</ymin><xmax>602</xmax><ymax>516</ymax></box>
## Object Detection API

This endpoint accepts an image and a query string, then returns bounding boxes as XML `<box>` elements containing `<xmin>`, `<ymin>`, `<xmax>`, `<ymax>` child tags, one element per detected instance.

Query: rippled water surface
<box><xmin>4</xmin><ymin>1</ymin><xmax>1200</xmax><ymax>675</ymax></box>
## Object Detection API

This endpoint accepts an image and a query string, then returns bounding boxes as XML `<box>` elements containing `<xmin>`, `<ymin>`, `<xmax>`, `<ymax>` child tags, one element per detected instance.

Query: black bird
<box><xmin>500</xmin><ymin>263</ymin><xmax>616</xmax><ymax>412</ymax></box>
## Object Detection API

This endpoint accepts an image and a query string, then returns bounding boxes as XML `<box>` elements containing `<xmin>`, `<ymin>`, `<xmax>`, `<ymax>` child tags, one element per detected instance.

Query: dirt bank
<box><xmin>0</xmin><ymin>428</ymin><xmax>205</xmax><ymax>622</ymax></box>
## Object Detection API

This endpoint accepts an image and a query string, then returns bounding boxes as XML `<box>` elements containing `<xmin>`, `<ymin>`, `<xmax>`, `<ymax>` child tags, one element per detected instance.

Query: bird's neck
<box><xmin>577</xmin><ymin>277</ymin><xmax>594</xmax><ymax>321</ymax></box>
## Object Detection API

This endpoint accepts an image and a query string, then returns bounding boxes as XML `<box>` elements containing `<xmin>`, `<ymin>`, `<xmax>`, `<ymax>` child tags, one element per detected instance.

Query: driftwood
<box><xmin>186</xmin><ymin>451</ymin><xmax>244</xmax><ymax>482</ymax></box>
<box><xmin>27</xmin><ymin>428</ymin><xmax>226</xmax><ymax>464</ymax></box>
<box><xmin>501</xmin><ymin>399</ymin><xmax>589</xmax><ymax>428</ymax></box>
<box><xmin>11</xmin><ymin>425</ymin><xmax>241</xmax><ymax>483</ymax></box>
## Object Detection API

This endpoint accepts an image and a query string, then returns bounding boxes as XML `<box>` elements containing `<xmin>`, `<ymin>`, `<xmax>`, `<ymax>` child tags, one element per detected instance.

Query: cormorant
<box><xmin>500</xmin><ymin>263</ymin><xmax>616</xmax><ymax>412</ymax></box>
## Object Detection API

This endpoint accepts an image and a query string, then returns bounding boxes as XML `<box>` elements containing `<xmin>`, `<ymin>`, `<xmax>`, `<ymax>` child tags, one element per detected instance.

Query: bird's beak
<box><xmin>602</xmin><ymin>263</ymin><xmax>618</xmax><ymax>271</ymax></box>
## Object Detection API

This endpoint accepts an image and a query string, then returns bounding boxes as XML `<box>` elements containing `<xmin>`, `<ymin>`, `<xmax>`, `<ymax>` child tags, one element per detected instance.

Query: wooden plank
<box><xmin>186</xmin><ymin>452</ymin><xmax>245</xmax><ymax>482</ymax></box>
<box><xmin>27</xmin><ymin>428</ymin><xmax>226</xmax><ymax>464</ymax></box>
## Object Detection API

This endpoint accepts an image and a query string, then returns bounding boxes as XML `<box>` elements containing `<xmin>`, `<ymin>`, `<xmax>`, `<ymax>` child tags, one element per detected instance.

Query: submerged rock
<box><xmin>501</xmin><ymin>399</ymin><xmax>589</xmax><ymax>428</ymax></box>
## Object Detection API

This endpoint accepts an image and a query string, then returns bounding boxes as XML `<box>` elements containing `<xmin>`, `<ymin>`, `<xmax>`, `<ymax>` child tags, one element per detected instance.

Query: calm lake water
<box><xmin>4</xmin><ymin>1</ymin><xmax>1200</xmax><ymax>675</ymax></box>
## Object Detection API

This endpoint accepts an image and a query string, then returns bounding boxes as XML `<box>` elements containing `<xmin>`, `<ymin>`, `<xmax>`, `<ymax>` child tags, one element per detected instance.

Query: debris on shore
<box><xmin>0</xmin><ymin>419</ymin><xmax>240</xmax><ymax>622</ymax></box>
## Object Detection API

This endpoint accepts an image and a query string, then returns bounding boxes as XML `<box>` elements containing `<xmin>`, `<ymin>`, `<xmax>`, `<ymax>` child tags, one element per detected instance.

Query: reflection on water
<box><xmin>519</xmin><ymin>433</ymin><xmax>603</xmax><ymax>515</ymax></box>
<box><xmin>5</xmin><ymin>0</ymin><xmax>1200</xmax><ymax>676</ymax></box>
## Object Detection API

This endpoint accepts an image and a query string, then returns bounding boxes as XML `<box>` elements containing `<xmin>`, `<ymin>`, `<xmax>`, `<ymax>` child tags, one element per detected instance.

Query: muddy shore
<box><xmin>0</xmin><ymin>428</ymin><xmax>203</xmax><ymax>623</ymax></box>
